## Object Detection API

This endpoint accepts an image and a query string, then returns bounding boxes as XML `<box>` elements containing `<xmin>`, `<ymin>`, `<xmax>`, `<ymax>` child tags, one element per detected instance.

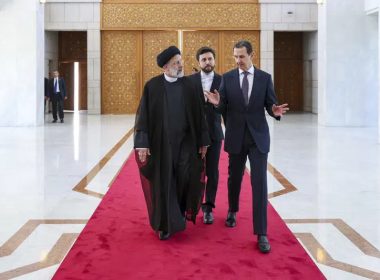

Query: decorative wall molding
<box><xmin>102</xmin><ymin>3</ymin><xmax>260</xmax><ymax>30</ymax></box>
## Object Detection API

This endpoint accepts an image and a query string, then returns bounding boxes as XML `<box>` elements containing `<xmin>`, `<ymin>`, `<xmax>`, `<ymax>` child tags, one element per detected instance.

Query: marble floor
<box><xmin>0</xmin><ymin>112</ymin><xmax>379</xmax><ymax>280</ymax></box>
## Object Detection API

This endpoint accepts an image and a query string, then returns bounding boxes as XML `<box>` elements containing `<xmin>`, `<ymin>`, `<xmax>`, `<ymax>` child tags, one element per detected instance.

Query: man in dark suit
<box><xmin>48</xmin><ymin>70</ymin><xmax>67</xmax><ymax>123</ymax></box>
<box><xmin>44</xmin><ymin>77</ymin><xmax>49</xmax><ymax>113</ymax></box>
<box><xmin>205</xmin><ymin>40</ymin><xmax>289</xmax><ymax>253</ymax></box>
<box><xmin>189</xmin><ymin>47</ymin><xmax>223</xmax><ymax>224</ymax></box>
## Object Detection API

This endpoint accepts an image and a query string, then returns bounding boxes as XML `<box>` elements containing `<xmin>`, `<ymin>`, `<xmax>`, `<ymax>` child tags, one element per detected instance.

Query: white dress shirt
<box><xmin>54</xmin><ymin>78</ymin><xmax>60</xmax><ymax>93</ymax></box>
<box><xmin>201</xmin><ymin>71</ymin><xmax>214</xmax><ymax>101</ymax></box>
<box><xmin>200</xmin><ymin>70</ymin><xmax>214</xmax><ymax>92</ymax></box>
<box><xmin>238</xmin><ymin>65</ymin><xmax>254</xmax><ymax>100</ymax></box>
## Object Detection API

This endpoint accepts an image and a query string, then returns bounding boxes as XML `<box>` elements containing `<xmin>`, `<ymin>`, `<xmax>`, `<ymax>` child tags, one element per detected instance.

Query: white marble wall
<box><xmin>365</xmin><ymin>0</ymin><xmax>380</xmax><ymax>13</ymax></box>
<box><xmin>318</xmin><ymin>0</ymin><xmax>378</xmax><ymax>127</ymax></box>
<box><xmin>365</xmin><ymin>0</ymin><xmax>380</xmax><ymax>142</ymax></box>
<box><xmin>260</xmin><ymin>1</ymin><xmax>318</xmax><ymax>33</ymax></box>
<box><xmin>260</xmin><ymin>0</ymin><xmax>318</xmax><ymax>118</ymax></box>
<box><xmin>303</xmin><ymin>31</ymin><xmax>318</xmax><ymax>113</ymax></box>
<box><xmin>259</xmin><ymin>1</ymin><xmax>318</xmax><ymax>77</ymax></box>
<box><xmin>45</xmin><ymin>31</ymin><xmax>59</xmax><ymax>77</ymax></box>
<box><xmin>0</xmin><ymin>0</ymin><xmax>45</xmax><ymax>126</ymax></box>
<box><xmin>44</xmin><ymin>0</ymin><xmax>101</xmax><ymax>114</ymax></box>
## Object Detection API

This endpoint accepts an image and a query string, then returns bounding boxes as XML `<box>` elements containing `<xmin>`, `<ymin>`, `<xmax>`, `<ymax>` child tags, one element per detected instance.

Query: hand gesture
<box><xmin>204</xmin><ymin>89</ymin><xmax>220</xmax><ymax>106</ymax></box>
<box><xmin>136</xmin><ymin>148</ymin><xmax>150</xmax><ymax>163</ymax></box>
<box><xmin>198</xmin><ymin>146</ymin><xmax>207</xmax><ymax>159</ymax></box>
<box><xmin>272</xmin><ymin>104</ymin><xmax>289</xmax><ymax>117</ymax></box>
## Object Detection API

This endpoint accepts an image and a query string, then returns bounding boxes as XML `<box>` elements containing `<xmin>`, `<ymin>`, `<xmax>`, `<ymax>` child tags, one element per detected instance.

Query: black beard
<box><xmin>201</xmin><ymin>65</ymin><xmax>215</xmax><ymax>74</ymax></box>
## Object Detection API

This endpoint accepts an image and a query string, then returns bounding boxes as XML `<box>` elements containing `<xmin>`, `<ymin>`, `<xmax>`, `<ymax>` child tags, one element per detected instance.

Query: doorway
<box><xmin>274</xmin><ymin>32</ymin><xmax>304</xmax><ymax>112</ymax></box>
<box><xmin>58</xmin><ymin>31</ymin><xmax>88</xmax><ymax>111</ymax></box>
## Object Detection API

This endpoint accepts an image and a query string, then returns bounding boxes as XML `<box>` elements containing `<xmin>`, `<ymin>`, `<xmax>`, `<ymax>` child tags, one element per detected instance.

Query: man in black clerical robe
<box><xmin>134</xmin><ymin>46</ymin><xmax>210</xmax><ymax>240</ymax></box>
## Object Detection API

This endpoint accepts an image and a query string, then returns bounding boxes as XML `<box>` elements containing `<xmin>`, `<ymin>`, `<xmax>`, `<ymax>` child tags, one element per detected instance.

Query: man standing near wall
<box><xmin>48</xmin><ymin>70</ymin><xmax>67</xmax><ymax>123</ymax></box>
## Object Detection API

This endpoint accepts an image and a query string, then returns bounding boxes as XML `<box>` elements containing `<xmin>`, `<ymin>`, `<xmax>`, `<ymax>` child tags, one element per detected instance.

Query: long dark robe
<box><xmin>134</xmin><ymin>74</ymin><xmax>210</xmax><ymax>234</ymax></box>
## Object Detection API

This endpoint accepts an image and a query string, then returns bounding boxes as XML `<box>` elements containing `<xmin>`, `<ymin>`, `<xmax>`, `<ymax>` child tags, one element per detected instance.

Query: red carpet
<box><xmin>53</xmin><ymin>148</ymin><xmax>326</xmax><ymax>280</ymax></box>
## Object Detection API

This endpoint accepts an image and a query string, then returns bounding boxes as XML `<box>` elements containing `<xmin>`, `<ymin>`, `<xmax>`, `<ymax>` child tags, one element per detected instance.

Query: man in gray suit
<box><xmin>205</xmin><ymin>40</ymin><xmax>288</xmax><ymax>253</ymax></box>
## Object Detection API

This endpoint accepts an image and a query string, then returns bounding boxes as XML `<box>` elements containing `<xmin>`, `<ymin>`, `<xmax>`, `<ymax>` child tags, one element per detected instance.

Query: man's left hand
<box><xmin>199</xmin><ymin>146</ymin><xmax>207</xmax><ymax>159</ymax></box>
<box><xmin>272</xmin><ymin>103</ymin><xmax>289</xmax><ymax>117</ymax></box>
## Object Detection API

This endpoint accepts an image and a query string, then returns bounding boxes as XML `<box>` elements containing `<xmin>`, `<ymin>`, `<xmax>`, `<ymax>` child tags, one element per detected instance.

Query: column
<box><xmin>0</xmin><ymin>0</ymin><xmax>45</xmax><ymax>126</ymax></box>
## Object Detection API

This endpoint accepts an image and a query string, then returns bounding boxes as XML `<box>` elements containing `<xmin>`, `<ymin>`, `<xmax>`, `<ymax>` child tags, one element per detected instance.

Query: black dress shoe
<box><xmin>52</xmin><ymin>120</ymin><xmax>57</xmax><ymax>123</ymax></box>
<box><xmin>158</xmin><ymin>231</ymin><xmax>170</xmax><ymax>240</ymax></box>
<box><xmin>203</xmin><ymin>211</ymin><xmax>214</xmax><ymax>224</ymax></box>
<box><xmin>60</xmin><ymin>119</ymin><xmax>64</xmax><ymax>123</ymax></box>
<box><xmin>257</xmin><ymin>235</ymin><xmax>271</xmax><ymax>253</ymax></box>
<box><xmin>225</xmin><ymin>211</ymin><xmax>236</xmax><ymax>227</ymax></box>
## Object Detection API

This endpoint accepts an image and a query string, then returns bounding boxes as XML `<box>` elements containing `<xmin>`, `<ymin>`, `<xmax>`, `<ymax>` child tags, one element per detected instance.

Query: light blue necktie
<box><xmin>54</xmin><ymin>79</ymin><xmax>59</xmax><ymax>93</ymax></box>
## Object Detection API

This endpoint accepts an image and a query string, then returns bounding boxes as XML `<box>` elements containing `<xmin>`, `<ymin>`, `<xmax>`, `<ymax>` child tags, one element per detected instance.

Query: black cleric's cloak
<box><xmin>134</xmin><ymin>74</ymin><xmax>210</xmax><ymax>234</ymax></box>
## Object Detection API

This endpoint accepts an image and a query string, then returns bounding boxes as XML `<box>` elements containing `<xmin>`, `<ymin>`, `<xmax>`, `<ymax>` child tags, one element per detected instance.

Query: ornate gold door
<box><xmin>182</xmin><ymin>31</ymin><xmax>260</xmax><ymax>75</ymax></box>
<box><xmin>219</xmin><ymin>31</ymin><xmax>260</xmax><ymax>73</ymax></box>
<box><xmin>102</xmin><ymin>31</ymin><xmax>178</xmax><ymax>114</ymax></box>
<box><xmin>101</xmin><ymin>1</ymin><xmax>260</xmax><ymax>114</ymax></box>
<box><xmin>142</xmin><ymin>31</ymin><xmax>178</xmax><ymax>85</ymax></box>
<box><xmin>102</xmin><ymin>31</ymin><xmax>142</xmax><ymax>114</ymax></box>
<box><xmin>182</xmin><ymin>31</ymin><xmax>220</xmax><ymax>74</ymax></box>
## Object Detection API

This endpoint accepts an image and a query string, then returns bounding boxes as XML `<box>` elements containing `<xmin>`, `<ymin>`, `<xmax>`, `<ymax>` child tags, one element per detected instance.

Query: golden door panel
<box><xmin>101</xmin><ymin>30</ymin><xmax>261</xmax><ymax>114</ymax></box>
<box><xmin>142</xmin><ymin>31</ymin><xmax>178</xmax><ymax>85</ymax></box>
<box><xmin>182</xmin><ymin>31</ymin><xmax>220</xmax><ymax>75</ymax></box>
<box><xmin>102</xmin><ymin>31</ymin><xmax>141</xmax><ymax>114</ymax></box>
<box><xmin>220</xmin><ymin>31</ymin><xmax>260</xmax><ymax>73</ymax></box>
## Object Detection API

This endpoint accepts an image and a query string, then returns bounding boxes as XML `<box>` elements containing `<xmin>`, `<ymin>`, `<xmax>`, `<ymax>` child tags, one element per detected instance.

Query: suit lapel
<box><xmin>196</xmin><ymin>72</ymin><xmax>202</xmax><ymax>90</ymax></box>
<box><xmin>248</xmin><ymin>67</ymin><xmax>260</xmax><ymax>107</ymax></box>
<box><xmin>210</xmin><ymin>74</ymin><xmax>220</xmax><ymax>92</ymax></box>
<box><xmin>195</xmin><ymin>72</ymin><xmax>207</xmax><ymax>105</ymax></box>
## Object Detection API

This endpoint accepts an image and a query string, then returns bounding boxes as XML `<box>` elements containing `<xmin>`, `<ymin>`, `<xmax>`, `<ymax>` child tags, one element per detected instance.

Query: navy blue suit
<box><xmin>189</xmin><ymin>72</ymin><xmax>223</xmax><ymax>211</ymax></box>
<box><xmin>49</xmin><ymin>78</ymin><xmax>67</xmax><ymax>121</ymax></box>
<box><xmin>217</xmin><ymin>67</ymin><xmax>280</xmax><ymax>235</ymax></box>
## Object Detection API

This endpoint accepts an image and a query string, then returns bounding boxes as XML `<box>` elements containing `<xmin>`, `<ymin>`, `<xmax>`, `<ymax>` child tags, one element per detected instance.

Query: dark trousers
<box><xmin>203</xmin><ymin>140</ymin><xmax>222</xmax><ymax>211</ymax></box>
<box><xmin>51</xmin><ymin>94</ymin><xmax>64</xmax><ymax>120</ymax></box>
<box><xmin>227</xmin><ymin>127</ymin><xmax>268</xmax><ymax>235</ymax></box>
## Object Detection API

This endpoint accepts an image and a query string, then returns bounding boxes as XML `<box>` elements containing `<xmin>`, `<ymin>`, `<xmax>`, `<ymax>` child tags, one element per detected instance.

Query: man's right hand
<box><xmin>136</xmin><ymin>148</ymin><xmax>150</xmax><ymax>163</ymax></box>
<box><xmin>204</xmin><ymin>89</ymin><xmax>220</xmax><ymax>106</ymax></box>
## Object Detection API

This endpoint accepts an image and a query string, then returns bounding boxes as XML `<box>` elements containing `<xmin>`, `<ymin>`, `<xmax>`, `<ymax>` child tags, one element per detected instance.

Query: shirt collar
<box><xmin>238</xmin><ymin>65</ymin><xmax>254</xmax><ymax>75</ymax></box>
<box><xmin>164</xmin><ymin>73</ymin><xmax>178</xmax><ymax>83</ymax></box>
<box><xmin>200</xmin><ymin>70</ymin><xmax>214</xmax><ymax>79</ymax></box>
